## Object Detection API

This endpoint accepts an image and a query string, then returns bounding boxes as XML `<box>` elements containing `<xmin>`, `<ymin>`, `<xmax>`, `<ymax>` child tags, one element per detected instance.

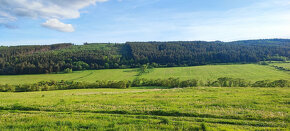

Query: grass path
<box><xmin>69</xmin><ymin>72</ymin><xmax>94</xmax><ymax>81</ymax></box>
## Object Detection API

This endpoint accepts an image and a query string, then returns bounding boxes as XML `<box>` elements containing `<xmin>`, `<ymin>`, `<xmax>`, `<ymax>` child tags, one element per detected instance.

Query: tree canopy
<box><xmin>0</xmin><ymin>39</ymin><xmax>289</xmax><ymax>75</ymax></box>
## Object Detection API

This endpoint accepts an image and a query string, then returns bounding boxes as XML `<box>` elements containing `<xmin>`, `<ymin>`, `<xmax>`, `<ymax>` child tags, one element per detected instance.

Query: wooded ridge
<box><xmin>0</xmin><ymin>39</ymin><xmax>289</xmax><ymax>75</ymax></box>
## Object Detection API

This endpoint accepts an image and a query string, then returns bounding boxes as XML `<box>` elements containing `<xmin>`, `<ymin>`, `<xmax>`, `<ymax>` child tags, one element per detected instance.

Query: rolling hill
<box><xmin>0</xmin><ymin>64</ymin><xmax>288</xmax><ymax>85</ymax></box>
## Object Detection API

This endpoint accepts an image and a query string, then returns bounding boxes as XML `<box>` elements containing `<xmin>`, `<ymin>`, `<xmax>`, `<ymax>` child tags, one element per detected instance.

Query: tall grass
<box><xmin>0</xmin><ymin>87</ymin><xmax>288</xmax><ymax>130</ymax></box>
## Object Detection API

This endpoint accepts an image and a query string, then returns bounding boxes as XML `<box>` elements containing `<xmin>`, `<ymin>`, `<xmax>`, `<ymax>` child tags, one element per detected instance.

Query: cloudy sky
<box><xmin>0</xmin><ymin>0</ymin><xmax>289</xmax><ymax>45</ymax></box>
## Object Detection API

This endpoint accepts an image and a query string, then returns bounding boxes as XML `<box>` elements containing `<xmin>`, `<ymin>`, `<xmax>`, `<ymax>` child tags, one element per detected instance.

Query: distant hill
<box><xmin>0</xmin><ymin>39</ymin><xmax>289</xmax><ymax>75</ymax></box>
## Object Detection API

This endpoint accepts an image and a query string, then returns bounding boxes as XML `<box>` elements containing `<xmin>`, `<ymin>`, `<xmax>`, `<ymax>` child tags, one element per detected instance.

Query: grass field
<box><xmin>0</xmin><ymin>64</ymin><xmax>289</xmax><ymax>85</ymax></box>
<box><xmin>0</xmin><ymin>87</ymin><xmax>289</xmax><ymax>130</ymax></box>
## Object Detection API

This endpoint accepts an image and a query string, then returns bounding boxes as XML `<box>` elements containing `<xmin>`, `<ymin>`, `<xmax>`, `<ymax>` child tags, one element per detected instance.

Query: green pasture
<box><xmin>0</xmin><ymin>87</ymin><xmax>289</xmax><ymax>130</ymax></box>
<box><xmin>0</xmin><ymin>64</ymin><xmax>289</xmax><ymax>85</ymax></box>
<box><xmin>141</xmin><ymin>64</ymin><xmax>289</xmax><ymax>81</ymax></box>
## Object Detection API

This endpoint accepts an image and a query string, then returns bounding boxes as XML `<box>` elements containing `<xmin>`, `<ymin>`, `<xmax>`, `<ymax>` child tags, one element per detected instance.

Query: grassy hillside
<box><xmin>0</xmin><ymin>68</ymin><xmax>137</xmax><ymax>85</ymax></box>
<box><xmin>0</xmin><ymin>87</ymin><xmax>288</xmax><ymax>130</ymax></box>
<box><xmin>141</xmin><ymin>64</ymin><xmax>289</xmax><ymax>82</ymax></box>
<box><xmin>0</xmin><ymin>64</ymin><xmax>288</xmax><ymax>85</ymax></box>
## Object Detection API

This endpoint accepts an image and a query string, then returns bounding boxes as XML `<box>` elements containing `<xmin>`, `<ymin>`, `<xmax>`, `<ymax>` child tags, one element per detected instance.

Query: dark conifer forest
<box><xmin>0</xmin><ymin>39</ymin><xmax>289</xmax><ymax>75</ymax></box>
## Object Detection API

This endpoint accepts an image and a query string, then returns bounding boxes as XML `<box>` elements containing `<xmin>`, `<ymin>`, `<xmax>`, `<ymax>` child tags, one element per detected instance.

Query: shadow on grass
<box><xmin>0</xmin><ymin>105</ymin><xmax>285</xmax><ymax>127</ymax></box>
<box><xmin>0</xmin><ymin>103</ymin><xmax>40</xmax><ymax>111</ymax></box>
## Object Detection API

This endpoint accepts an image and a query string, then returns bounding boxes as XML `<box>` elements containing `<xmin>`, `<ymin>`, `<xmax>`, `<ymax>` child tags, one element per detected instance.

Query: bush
<box><xmin>180</xmin><ymin>79</ymin><xmax>198</xmax><ymax>87</ymax></box>
<box><xmin>259</xmin><ymin>61</ymin><xmax>269</xmax><ymax>65</ymax></box>
<box><xmin>63</xmin><ymin>68</ymin><xmax>73</xmax><ymax>73</ymax></box>
<box><xmin>0</xmin><ymin>84</ymin><xmax>15</xmax><ymax>92</ymax></box>
<box><xmin>209</xmin><ymin>77</ymin><xmax>250</xmax><ymax>87</ymax></box>
<box><xmin>0</xmin><ymin>78</ymin><xmax>288</xmax><ymax>92</ymax></box>
<box><xmin>270</xmin><ymin>80</ymin><xmax>289</xmax><ymax>87</ymax></box>
<box><xmin>251</xmin><ymin>80</ymin><xmax>271</xmax><ymax>87</ymax></box>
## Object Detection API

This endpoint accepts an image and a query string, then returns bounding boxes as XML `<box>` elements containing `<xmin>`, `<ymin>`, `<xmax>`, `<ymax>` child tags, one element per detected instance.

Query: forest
<box><xmin>0</xmin><ymin>39</ymin><xmax>289</xmax><ymax>75</ymax></box>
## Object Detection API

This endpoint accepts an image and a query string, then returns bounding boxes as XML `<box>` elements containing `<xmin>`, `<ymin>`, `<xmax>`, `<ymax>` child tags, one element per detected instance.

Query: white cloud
<box><xmin>0</xmin><ymin>0</ymin><xmax>108</xmax><ymax>19</ymax></box>
<box><xmin>42</xmin><ymin>19</ymin><xmax>74</xmax><ymax>32</ymax></box>
<box><xmin>0</xmin><ymin>11</ymin><xmax>17</xmax><ymax>24</ymax></box>
<box><xmin>0</xmin><ymin>0</ymin><xmax>108</xmax><ymax>31</ymax></box>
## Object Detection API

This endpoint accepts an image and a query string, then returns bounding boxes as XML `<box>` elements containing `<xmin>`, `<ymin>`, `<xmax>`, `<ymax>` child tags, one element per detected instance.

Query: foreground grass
<box><xmin>0</xmin><ymin>87</ymin><xmax>289</xmax><ymax>130</ymax></box>
<box><xmin>0</xmin><ymin>64</ymin><xmax>289</xmax><ymax>85</ymax></box>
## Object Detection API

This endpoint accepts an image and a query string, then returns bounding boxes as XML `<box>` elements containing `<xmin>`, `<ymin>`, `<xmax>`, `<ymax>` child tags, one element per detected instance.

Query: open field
<box><xmin>0</xmin><ymin>64</ymin><xmax>289</xmax><ymax>85</ymax></box>
<box><xmin>0</xmin><ymin>87</ymin><xmax>289</xmax><ymax>130</ymax></box>
<box><xmin>0</xmin><ymin>68</ymin><xmax>137</xmax><ymax>85</ymax></box>
<box><xmin>0</xmin><ymin>63</ymin><xmax>289</xmax><ymax>130</ymax></box>
<box><xmin>140</xmin><ymin>64</ymin><xmax>289</xmax><ymax>82</ymax></box>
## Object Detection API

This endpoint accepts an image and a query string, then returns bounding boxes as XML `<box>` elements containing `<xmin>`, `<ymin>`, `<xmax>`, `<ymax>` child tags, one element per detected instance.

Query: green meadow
<box><xmin>0</xmin><ymin>87</ymin><xmax>289</xmax><ymax>130</ymax></box>
<box><xmin>0</xmin><ymin>64</ymin><xmax>289</xmax><ymax>85</ymax></box>
<box><xmin>0</xmin><ymin>63</ymin><xmax>289</xmax><ymax>130</ymax></box>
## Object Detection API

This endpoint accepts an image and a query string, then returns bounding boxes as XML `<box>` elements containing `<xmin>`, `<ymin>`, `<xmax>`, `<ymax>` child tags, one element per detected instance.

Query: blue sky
<box><xmin>0</xmin><ymin>0</ymin><xmax>289</xmax><ymax>45</ymax></box>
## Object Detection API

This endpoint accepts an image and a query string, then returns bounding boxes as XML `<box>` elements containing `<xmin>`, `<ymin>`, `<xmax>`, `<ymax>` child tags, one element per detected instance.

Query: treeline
<box><xmin>127</xmin><ymin>39</ymin><xmax>289</xmax><ymax>66</ymax></box>
<box><xmin>0</xmin><ymin>43</ymin><xmax>128</xmax><ymax>74</ymax></box>
<box><xmin>131</xmin><ymin>77</ymin><xmax>289</xmax><ymax>88</ymax></box>
<box><xmin>0</xmin><ymin>78</ymin><xmax>288</xmax><ymax>92</ymax></box>
<box><xmin>0</xmin><ymin>80</ymin><xmax>131</xmax><ymax>92</ymax></box>
<box><xmin>0</xmin><ymin>43</ymin><xmax>72</xmax><ymax>57</ymax></box>
<box><xmin>0</xmin><ymin>39</ymin><xmax>289</xmax><ymax>75</ymax></box>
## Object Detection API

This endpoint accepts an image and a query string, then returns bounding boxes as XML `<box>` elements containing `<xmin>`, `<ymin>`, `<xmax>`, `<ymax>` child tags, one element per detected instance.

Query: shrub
<box><xmin>63</xmin><ymin>68</ymin><xmax>73</xmax><ymax>73</ymax></box>
<box><xmin>252</xmin><ymin>80</ymin><xmax>271</xmax><ymax>87</ymax></box>
<box><xmin>180</xmin><ymin>79</ymin><xmax>198</xmax><ymax>87</ymax></box>
<box><xmin>269</xmin><ymin>80</ymin><xmax>289</xmax><ymax>87</ymax></box>
<box><xmin>0</xmin><ymin>84</ymin><xmax>15</xmax><ymax>92</ymax></box>
<box><xmin>209</xmin><ymin>77</ymin><xmax>249</xmax><ymax>87</ymax></box>
<box><xmin>259</xmin><ymin>61</ymin><xmax>269</xmax><ymax>65</ymax></box>
<box><xmin>0</xmin><ymin>78</ymin><xmax>288</xmax><ymax>92</ymax></box>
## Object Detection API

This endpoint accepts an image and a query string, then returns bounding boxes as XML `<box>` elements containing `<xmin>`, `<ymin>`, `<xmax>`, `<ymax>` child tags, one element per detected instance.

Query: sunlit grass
<box><xmin>0</xmin><ymin>64</ymin><xmax>289</xmax><ymax>85</ymax></box>
<box><xmin>0</xmin><ymin>87</ymin><xmax>289</xmax><ymax>130</ymax></box>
